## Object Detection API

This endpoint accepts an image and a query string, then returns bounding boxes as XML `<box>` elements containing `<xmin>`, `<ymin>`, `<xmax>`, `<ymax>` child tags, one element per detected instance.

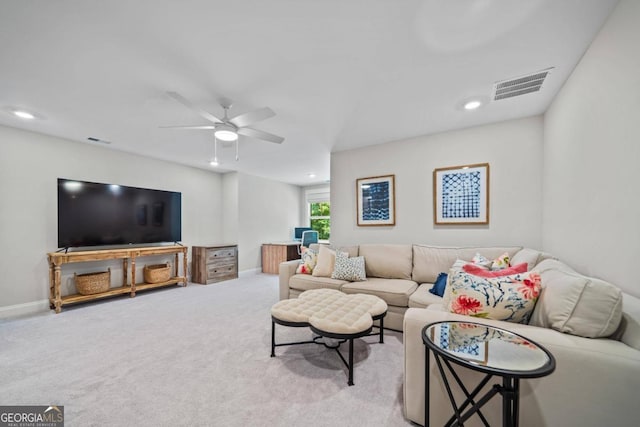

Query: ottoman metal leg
<box><xmin>271</xmin><ymin>320</ymin><xmax>275</xmax><ymax>357</ymax></box>
<box><xmin>348</xmin><ymin>338</ymin><xmax>354</xmax><ymax>386</ymax></box>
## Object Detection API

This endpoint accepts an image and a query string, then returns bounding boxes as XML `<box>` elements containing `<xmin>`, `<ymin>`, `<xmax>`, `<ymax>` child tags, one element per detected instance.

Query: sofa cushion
<box><xmin>511</xmin><ymin>248</ymin><xmax>554</xmax><ymax>271</ymax></box>
<box><xmin>359</xmin><ymin>244</ymin><xmax>413</xmax><ymax>280</ymax></box>
<box><xmin>332</xmin><ymin>245</ymin><xmax>359</xmax><ymax>257</ymax></box>
<box><xmin>615</xmin><ymin>292</ymin><xmax>640</xmax><ymax>350</ymax></box>
<box><xmin>342</xmin><ymin>277</ymin><xmax>418</xmax><ymax>307</ymax></box>
<box><xmin>409</xmin><ymin>284</ymin><xmax>444</xmax><ymax>309</ymax></box>
<box><xmin>529</xmin><ymin>264</ymin><xmax>623</xmax><ymax>338</ymax></box>
<box><xmin>412</xmin><ymin>245</ymin><xmax>522</xmax><ymax>284</ymax></box>
<box><xmin>447</xmin><ymin>270</ymin><xmax>542</xmax><ymax>324</ymax></box>
<box><xmin>412</xmin><ymin>246</ymin><xmax>458</xmax><ymax>284</ymax></box>
<box><xmin>331</xmin><ymin>252</ymin><xmax>366</xmax><ymax>281</ymax></box>
<box><xmin>289</xmin><ymin>274</ymin><xmax>349</xmax><ymax>292</ymax></box>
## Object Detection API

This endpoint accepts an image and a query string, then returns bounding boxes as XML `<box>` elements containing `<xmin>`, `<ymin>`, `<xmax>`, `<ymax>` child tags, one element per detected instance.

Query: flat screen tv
<box><xmin>58</xmin><ymin>178</ymin><xmax>181</xmax><ymax>248</ymax></box>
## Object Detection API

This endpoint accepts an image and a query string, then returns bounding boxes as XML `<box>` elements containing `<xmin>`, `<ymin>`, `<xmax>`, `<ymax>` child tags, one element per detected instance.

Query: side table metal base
<box><xmin>432</xmin><ymin>350</ymin><xmax>520</xmax><ymax>427</ymax></box>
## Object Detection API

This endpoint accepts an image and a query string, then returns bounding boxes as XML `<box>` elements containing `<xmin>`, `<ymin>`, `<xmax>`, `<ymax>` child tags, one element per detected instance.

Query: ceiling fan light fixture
<box><xmin>214</xmin><ymin>124</ymin><xmax>238</xmax><ymax>141</ymax></box>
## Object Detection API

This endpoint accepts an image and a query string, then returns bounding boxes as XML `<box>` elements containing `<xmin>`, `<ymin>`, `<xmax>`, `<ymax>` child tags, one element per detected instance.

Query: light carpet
<box><xmin>0</xmin><ymin>273</ymin><xmax>414</xmax><ymax>426</ymax></box>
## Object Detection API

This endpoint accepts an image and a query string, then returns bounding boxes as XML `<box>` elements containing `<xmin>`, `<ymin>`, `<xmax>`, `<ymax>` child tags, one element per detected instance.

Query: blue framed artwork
<box><xmin>430</xmin><ymin>322</ymin><xmax>489</xmax><ymax>364</ymax></box>
<box><xmin>356</xmin><ymin>175</ymin><xmax>395</xmax><ymax>226</ymax></box>
<box><xmin>433</xmin><ymin>163</ymin><xmax>489</xmax><ymax>225</ymax></box>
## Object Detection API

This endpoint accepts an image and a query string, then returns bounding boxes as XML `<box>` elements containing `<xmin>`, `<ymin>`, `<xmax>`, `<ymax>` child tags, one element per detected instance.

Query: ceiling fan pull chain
<box><xmin>213</xmin><ymin>135</ymin><xmax>218</xmax><ymax>165</ymax></box>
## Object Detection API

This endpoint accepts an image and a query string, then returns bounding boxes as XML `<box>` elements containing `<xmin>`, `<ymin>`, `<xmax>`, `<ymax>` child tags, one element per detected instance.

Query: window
<box><xmin>310</xmin><ymin>202</ymin><xmax>330</xmax><ymax>240</ymax></box>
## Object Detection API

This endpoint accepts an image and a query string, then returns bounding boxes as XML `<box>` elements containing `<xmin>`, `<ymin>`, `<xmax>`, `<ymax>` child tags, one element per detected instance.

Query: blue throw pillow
<box><xmin>429</xmin><ymin>272</ymin><xmax>448</xmax><ymax>297</ymax></box>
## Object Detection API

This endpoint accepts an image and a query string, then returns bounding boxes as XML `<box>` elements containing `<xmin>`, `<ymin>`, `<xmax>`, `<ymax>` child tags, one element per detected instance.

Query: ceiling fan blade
<box><xmin>229</xmin><ymin>107</ymin><xmax>275</xmax><ymax>128</ymax></box>
<box><xmin>237</xmin><ymin>127</ymin><xmax>284</xmax><ymax>144</ymax></box>
<box><xmin>166</xmin><ymin>91</ymin><xmax>222</xmax><ymax>124</ymax></box>
<box><xmin>159</xmin><ymin>125</ymin><xmax>216</xmax><ymax>129</ymax></box>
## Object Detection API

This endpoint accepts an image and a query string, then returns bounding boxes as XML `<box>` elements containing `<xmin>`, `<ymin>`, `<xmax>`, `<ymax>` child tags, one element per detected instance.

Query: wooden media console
<box><xmin>47</xmin><ymin>245</ymin><xmax>188</xmax><ymax>313</ymax></box>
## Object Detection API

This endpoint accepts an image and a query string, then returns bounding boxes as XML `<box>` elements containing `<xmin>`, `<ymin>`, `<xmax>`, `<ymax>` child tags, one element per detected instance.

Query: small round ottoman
<box><xmin>270</xmin><ymin>288</ymin><xmax>388</xmax><ymax>386</ymax></box>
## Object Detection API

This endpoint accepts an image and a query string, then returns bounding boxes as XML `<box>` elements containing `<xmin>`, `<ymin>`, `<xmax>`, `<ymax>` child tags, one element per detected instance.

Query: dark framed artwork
<box><xmin>433</xmin><ymin>163</ymin><xmax>489</xmax><ymax>225</ymax></box>
<box><xmin>356</xmin><ymin>175</ymin><xmax>396</xmax><ymax>226</ymax></box>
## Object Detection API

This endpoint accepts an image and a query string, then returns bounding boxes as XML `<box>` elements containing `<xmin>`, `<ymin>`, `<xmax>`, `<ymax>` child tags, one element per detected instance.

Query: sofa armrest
<box><xmin>278</xmin><ymin>260</ymin><xmax>300</xmax><ymax>300</ymax></box>
<box><xmin>403</xmin><ymin>307</ymin><xmax>640</xmax><ymax>427</ymax></box>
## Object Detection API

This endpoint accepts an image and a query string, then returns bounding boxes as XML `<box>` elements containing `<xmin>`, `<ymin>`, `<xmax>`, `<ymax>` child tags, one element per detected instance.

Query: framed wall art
<box><xmin>433</xmin><ymin>163</ymin><xmax>489</xmax><ymax>225</ymax></box>
<box><xmin>430</xmin><ymin>322</ymin><xmax>489</xmax><ymax>364</ymax></box>
<box><xmin>356</xmin><ymin>175</ymin><xmax>395</xmax><ymax>226</ymax></box>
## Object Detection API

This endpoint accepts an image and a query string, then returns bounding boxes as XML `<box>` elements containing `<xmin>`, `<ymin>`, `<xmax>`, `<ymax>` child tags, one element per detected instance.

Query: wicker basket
<box><xmin>144</xmin><ymin>263</ymin><xmax>171</xmax><ymax>284</ymax></box>
<box><xmin>75</xmin><ymin>268</ymin><xmax>111</xmax><ymax>295</ymax></box>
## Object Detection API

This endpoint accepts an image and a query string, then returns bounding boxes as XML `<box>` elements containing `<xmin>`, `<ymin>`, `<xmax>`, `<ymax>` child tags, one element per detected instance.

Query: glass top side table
<box><xmin>422</xmin><ymin>321</ymin><xmax>555</xmax><ymax>427</ymax></box>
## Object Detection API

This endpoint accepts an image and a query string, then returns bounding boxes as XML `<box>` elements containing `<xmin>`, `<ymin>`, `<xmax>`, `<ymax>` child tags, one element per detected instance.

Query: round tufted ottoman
<box><xmin>270</xmin><ymin>288</ymin><xmax>388</xmax><ymax>386</ymax></box>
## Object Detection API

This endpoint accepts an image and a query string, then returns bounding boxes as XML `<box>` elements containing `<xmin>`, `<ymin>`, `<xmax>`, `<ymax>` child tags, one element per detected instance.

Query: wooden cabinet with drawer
<box><xmin>192</xmin><ymin>245</ymin><xmax>238</xmax><ymax>284</ymax></box>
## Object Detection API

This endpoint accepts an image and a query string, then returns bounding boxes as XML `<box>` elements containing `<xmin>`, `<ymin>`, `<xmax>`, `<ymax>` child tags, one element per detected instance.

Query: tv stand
<box><xmin>47</xmin><ymin>245</ymin><xmax>188</xmax><ymax>313</ymax></box>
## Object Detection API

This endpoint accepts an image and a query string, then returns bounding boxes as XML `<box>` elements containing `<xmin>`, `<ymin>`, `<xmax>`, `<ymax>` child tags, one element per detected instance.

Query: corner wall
<box><xmin>331</xmin><ymin>116</ymin><xmax>543</xmax><ymax>248</ymax></box>
<box><xmin>542</xmin><ymin>0</ymin><xmax>639</xmax><ymax>295</ymax></box>
<box><xmin>0</xmin><ymin>125</ymin><xmax>224</xmax><ymax>315</ymax></box>
<box><xmin>236</xmin><ymin>173</ymin><xmax>303</xmax><ymax>271</ymax></box>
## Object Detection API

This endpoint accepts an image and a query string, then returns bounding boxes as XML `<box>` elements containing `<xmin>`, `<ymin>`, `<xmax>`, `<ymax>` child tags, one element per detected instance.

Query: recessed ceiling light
<box><xmin>308</xmin><ymin>173</ymin><xmax>316</xmax><ymax>178</ymax></box>
<box><xmin>210</xmin><ymin>159</ymin><xmax>219</xmax><ymax>167</ymax></box>
<box><xmin>463</xmin><ymin>100</ymin><xmax>482</xmax><ymax>110</ymax></box>
<box><xmin>14</xmin><ymin>110</ymin><xmax>35</xmax><ymax>119</ymax></box>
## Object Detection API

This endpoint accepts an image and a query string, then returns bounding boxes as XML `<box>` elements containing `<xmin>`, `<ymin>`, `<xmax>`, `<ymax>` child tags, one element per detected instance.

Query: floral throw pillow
<box><xmin>447</xmin><ymin>270</ymin><xmax>542</xmax><ymax>324</ymax></box>
<box><xmin>491</xmin><ymin>252</ymin><xmax>511</xmax><ymax>270</ymax></box>
<box><xmin>331</xmin><ymin>251</ymin><xmax>366</xmax><ymax>281</ymax></box>
<box><xmin>296</xmin><ymin>248</ymin><xmax>317</xmax><ymax>275</ymax></box>
<box><xmin>471</xmin><ymin>253</ymin><xmax>492</xmax><ymax>268</ymax></box>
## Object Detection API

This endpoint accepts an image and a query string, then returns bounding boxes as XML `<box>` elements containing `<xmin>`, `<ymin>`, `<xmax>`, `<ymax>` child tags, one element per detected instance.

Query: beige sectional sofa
<box><xmin>280</xmin><ymin>243</ymin><xmax>640</xmax><ymax>426</ymax></box>
<box><xmin>279</xmin><ymin>243</ymin><xmax>524</xmax><ymax>331</ymax></box>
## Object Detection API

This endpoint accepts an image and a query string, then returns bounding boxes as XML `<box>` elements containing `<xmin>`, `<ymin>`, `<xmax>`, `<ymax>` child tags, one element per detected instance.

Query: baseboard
<box><xmin>0</xmin><ymin>299</ymin><xmax>50</xmax><ymax>319</ymax></box>
<box><xmin>239</xmin><ymin>268</ymin><xmax>261</xmax><ymax>278</ymax></box>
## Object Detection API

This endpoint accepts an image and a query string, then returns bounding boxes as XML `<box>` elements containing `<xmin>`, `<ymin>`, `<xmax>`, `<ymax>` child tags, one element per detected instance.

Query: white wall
<box><xmin>542</xmin><ymin>0</ymin><xmax>640</xmax><ymax>296</ymax></box>
<box><xmin>233</xmin><ymin>173</ymin><xmax>303</xmax><ymax>271</ymax></box>
<box><xmin>0</xmin><ymin>125</ymin><xmax>223</xmax><ymax>313</ymax></box>
<box><xmin>222</xmin><ymin>172</ymin><xmax>239</xmax><ymax>244</ymax></box>
<box><xmin>331</xmin><ymin>116</ymin><xmax>543</xmax><ymax>248</ymax></box>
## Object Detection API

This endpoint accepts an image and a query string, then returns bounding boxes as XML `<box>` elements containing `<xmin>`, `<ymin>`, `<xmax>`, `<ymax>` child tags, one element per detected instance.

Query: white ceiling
<box><xmin>0</xmin><ymin>0</ymin><xmax>618</xmax><ymax>186</ymax></box>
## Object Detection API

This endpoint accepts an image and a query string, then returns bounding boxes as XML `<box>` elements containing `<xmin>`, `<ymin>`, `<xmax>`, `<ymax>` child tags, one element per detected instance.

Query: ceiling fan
<box><xmin>162</xmin><ymin>91</ymin><xmax>284</xmax><ymax>164</ymax></box>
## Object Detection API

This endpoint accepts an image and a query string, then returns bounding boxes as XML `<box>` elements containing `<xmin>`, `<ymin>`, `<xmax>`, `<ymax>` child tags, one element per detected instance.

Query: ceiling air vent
<box><xmin>493</xmin><ymin>68</ymin><xmax>553</xmax><ymax>101</ymax></box>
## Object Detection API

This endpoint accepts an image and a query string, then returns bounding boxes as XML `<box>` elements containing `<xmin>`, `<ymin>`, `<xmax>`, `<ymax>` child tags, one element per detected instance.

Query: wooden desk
<box><xmin>262</xmin><ymin>242</ymin><xmax>301</xmax><ymax>274</ymax></box>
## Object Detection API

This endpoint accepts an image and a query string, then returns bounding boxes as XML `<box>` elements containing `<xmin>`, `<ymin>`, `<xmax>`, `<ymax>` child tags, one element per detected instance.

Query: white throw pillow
<box><xmin>313</xmin><ymin>245</ymin><xmax>340</xmax><ymax>278</ymax></box>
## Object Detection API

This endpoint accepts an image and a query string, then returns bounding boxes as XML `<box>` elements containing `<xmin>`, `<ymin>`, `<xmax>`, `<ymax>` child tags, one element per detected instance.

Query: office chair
<box><xmin>298</xmin><ymin>230</ymin><xmax>319</xmax><ymax>255</ymax></box>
